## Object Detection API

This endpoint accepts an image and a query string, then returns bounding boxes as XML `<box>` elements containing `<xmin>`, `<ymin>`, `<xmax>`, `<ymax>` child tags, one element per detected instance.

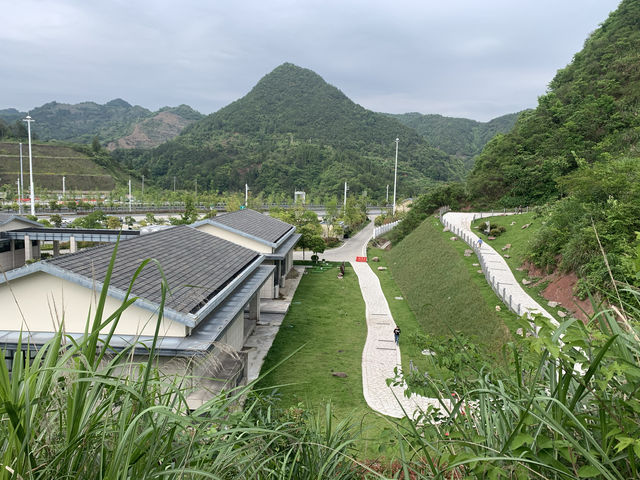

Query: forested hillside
<box><xmin>388</xmin><ymin>112</ymin><xmax>520</xmax><ymax>167</ymax></box>
<box><xmin>0</xmin><ymin>101</ymin><xmax>202</xmax><ymax>148</ymax></box>
<box><xmin>424</xmin><ymin>0</ymin><xmax>640</xmax><ymax>294</ymax></box>
<box><xmin>467</xmin><ymin>0</ymin><xmax>640</xmax><ymax>206</ymax></box>
<box><xmin>123</xmin><ymin>63</ymin><xmax>462</xmax><ymax>199</ymax></box>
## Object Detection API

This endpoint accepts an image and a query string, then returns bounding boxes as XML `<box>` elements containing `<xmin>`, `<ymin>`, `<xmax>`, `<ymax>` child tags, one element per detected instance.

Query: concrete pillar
<box><xmin>10</xmin><ymin>239</ymin><xmax>15</xmax><ymax>269</ymax></box>
<box><xmin>249</xmin><ymin>294</ymin><xmax>260</xmax><ymax>322</ymax></box>
<box><xmin>24</xmin><ymin>235</ymin><xmax>32</xmax><ymax>262</ymax></box>
<box><xmin>279</xmin><ymin>260</ymin><xmax>285</xmax><ymax>288</ymax></box>
<box><xmin>53</xmin><ymin>240</ymin><xmax>60</xmax><ymax>257</ymax></box>
<box><xmin>70</xmin><ymin>236</ymin><xmax>77</xmax><ymax>253</ymax></box>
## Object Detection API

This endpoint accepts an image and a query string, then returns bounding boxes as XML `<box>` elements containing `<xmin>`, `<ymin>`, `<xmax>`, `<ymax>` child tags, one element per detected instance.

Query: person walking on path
<box><xmin>477</xmin><ymin>237</ymin><xmax>483</xmax><ymax>249</ymax></box>
<box><xmin>393</xmin><ymin>326</ymin><xmax>401</xmax><ymax>345</ymax></box>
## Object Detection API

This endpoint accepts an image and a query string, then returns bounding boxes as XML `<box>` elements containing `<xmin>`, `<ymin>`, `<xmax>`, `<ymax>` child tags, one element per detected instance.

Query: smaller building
<box><xmin>0</xmin><ymin>213</ymin><xmax>41</xmax><ymax>271</ymax></box>
<box><xmin>0</xmin><ymin>225</ymin><xmax>274</xmax><ymax>407</ymax></box>
<box><xmin>192</xmin><ymin>209</ymin><xmax>300</xmax><ymax>299</ymax></box>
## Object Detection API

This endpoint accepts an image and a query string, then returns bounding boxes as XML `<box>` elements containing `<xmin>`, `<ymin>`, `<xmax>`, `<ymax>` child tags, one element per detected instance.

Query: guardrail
<box><xmin>373</xmin><ymin>220</ymin><xmax>401</xmax><ymax>239</ymax></box>
<box><xmin>441</xmin><ymin>211</ymin><xmax>528</xmax><ymax>317</ymax></box>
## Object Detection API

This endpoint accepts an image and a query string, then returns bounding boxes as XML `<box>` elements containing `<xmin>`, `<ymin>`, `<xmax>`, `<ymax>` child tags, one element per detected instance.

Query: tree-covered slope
<box><xmin>467</xmin><ymin>0</ymin><xmax>640</xmax><ymax>206</ymax></box>
<box><xmin>388</xmin><ymin>112</ymin><xmax>520</xmax><ymax>165</ymax></box>
<box><xmin>128</xmin><ymin>63</ymin><xmax>462</xmax><ymax>199</ymax></box>
<box><xmin>0</xmin><ymin>100</ymin><xmax>203</xmax><ymax>148</ymax></box>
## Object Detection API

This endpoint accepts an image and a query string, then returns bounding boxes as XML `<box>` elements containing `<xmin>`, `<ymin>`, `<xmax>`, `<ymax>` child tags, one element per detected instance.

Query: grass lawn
<box><xmin>256</xmin><ymin>261</ymin><xmax>397</xmax><ymax>457</ymax></box>
<box><xmin>471</xmin><ymin>212</ymin><xmax>564</xmax><ymax>323</ymax></box>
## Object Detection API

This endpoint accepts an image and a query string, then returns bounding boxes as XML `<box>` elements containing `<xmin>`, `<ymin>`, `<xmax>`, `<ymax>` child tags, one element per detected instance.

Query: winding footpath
<box><xmin>442</xmin><ymin>212</ymin><xmax>556</xmax><ymax>325</ymax></box>
<box><xmin>294</xmin><ymin>212</ymin><xmax>555</xmax><ymax>419</ymax></box>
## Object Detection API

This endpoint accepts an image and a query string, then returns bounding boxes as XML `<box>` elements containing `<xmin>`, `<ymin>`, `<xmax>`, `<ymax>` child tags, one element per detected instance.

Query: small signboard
<box><xmin>356</xmin><ymin>256</ymin><xmax>367</xmax><ymax>262</ymax></box>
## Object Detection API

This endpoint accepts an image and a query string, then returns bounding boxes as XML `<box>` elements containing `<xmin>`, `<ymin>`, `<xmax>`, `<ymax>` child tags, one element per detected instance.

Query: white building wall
<box><xmin>0</xmin><ymin>271</ymin><xmax>187</xmax><ymax>337</ymax></box>
<box><xmin>194</xmin><ymin>224</ymin><xmax>272</xmax><ymax>254</ymax></box>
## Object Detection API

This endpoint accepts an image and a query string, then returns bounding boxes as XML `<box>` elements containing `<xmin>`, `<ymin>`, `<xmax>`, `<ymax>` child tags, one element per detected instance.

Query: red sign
<box><xmin>356</xmin><ymin>256</ymin><xmax>367</xmax><ymax>262</ymax></box>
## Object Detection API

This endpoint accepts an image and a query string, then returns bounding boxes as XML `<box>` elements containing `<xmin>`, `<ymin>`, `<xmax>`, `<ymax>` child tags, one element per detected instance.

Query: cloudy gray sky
<box><xmin>2</xmin><ymin>0</ymin><xmax>621</xmax><ymax>121</ymax></box>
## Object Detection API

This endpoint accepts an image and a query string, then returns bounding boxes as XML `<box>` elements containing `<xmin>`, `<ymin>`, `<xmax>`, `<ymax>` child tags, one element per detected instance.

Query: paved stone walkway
<box><xmin>351</xmin><ymin>260</ymin><xmax>450</xmax><ymax>418</ymax></box>
<box><xmin>441</xmin><ymin>212</ymin><xmax>556</xmax><ymax>325</ymax></box>
<box><xmin>290</xmin><ymin>212</ymin><xmax>566</xmax><ymax>419</ymax></box>
<box><xmin>303</xmin><ymin>219</ymin><xmax>451</xmax><ymax>418</ymax></box>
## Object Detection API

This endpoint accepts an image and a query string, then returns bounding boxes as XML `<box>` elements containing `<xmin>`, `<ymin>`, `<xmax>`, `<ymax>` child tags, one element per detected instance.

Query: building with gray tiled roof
<box><xmin>192</xmin><ymin>209</ymin><xmax>301</xmax><ymax>299</ymax></box>
<box><xmin>0</xmin><ymin>225</ymin><xmax>274</xmax><ymax>407</ymax></box>
<box><xmin>0</xmin><ymin>213</ymin><xmax>42</xmax><ymax>271</ymax></box>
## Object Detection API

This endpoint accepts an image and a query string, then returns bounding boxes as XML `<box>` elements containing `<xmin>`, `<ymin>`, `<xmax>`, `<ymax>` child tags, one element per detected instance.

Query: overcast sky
<box><xmin>2</xmin><ymin>1</ymin><xmax>621</xmax><ymax>122</ymax></box>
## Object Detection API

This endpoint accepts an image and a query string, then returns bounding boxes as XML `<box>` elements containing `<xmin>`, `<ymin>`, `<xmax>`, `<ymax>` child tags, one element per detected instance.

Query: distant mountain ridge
<box><xmin>125</xmin><ymin>63</ymin><xmax>464</xmax><ymax>198</ymax></box>
<box><xmin>387</xmin><ymin>112</ymin><xmax>521</xmax><ymax>167</ymax></box>
<box><xmin>0</xmin><ymin>100</ymin><xmax>203</xmax><ymax>149</ymax></box>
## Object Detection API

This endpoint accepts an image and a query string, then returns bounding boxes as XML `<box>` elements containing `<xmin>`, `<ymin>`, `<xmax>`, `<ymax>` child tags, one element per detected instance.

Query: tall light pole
<box><xmin>392</xmin><ymin>137</ymin><xmax>399</xmax><ymax>217</ymax></box>
<box><xmin>245</xmin><ymin>183</ymin><xmax>249</xmax><ymax>206</ymax></box>
<box><xmin>16</xmin><ymin>178</ymin><xmax>21</xmax><ymax>212</ymax></box>
<box><xmin>19</xmin><ymin>143</ymin><xmax>24</xmax><ymax>214</ymax></box>
<box><xmin>24</xmin><ymin>115</ymin><xmax>35</xmax><ymax>216</ymax></box>
<box><xmin>343</xmin><ymin>181</ymin><xmax>348</xmax><ymax>212</ymax></box>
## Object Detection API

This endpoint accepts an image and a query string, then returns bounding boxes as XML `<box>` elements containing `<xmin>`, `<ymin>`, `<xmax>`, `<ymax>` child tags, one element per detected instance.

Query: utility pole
<box><xmin>386</xmin><ymin>184</ymin><xmax>389</xmax><ymax>204</ymax></box>
<box><xmin>62</xmin><ymin>176</ymin><xmax>65</xmax><ymax>197</ymax></box>
<box><xmin>392</xmin><ymin>137</ymin><xmax>399</xmax><ymax>216</ymax></box>
<box><xmin>24</xmin><ymin>115</ymin><xmax>35</xmax><ymax>216</ymax></box>
<box><xmin>128</xmin><ymin>178</ymin><xmax>132</xmax><ymax>213</ymax></box>
<box><xmin>19</xmin><ymin>143</ymin><xmax>24</xmax><ymax>214</ymax></box>
<box><xmin>343</xmin><ymin>181</ymin><xmax>348</xmax><ymax>212</ymax></box>
<box><xmin>195</xmin><ymin>177</ymin><xmax>197</xmax><ymax>197</ymax></box>
<box><xmin>245</xmin><ymin>183</ymin><xmax>249</xmax><ymax>206</ymax></box>
<box><xmin>173</xmin><ymin>176</ymin><xmax>176</xmax><ymax>192</ymax></box>
<box><xmin>141</xmin><ymin>175</ymin><xmax>144</xmax><ymax>197</ymax></box>
<box><xmin>16</xmin><ymin>178</ymin><xmax>21</xmax><ymax>213</ymax></box>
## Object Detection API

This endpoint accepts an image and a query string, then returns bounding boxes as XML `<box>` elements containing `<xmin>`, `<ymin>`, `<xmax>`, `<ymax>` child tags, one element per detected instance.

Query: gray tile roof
<box><xmin>210</xmin><ymin>209</ymin><xmax>294</xmax><ymax>244</ymax></box>
<box><xmin>0</xmin><ymin>264</ymin><xmax>275</xmax><ymax>357</ymax></box>
<box><xmin>47</xmin><ymin>225</ymin><xmax>260</xmax><ymax>315</ymax></box>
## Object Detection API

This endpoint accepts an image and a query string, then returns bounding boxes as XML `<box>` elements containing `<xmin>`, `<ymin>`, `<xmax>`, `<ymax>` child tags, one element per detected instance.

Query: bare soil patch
<box><xmin>526</xmin><ymin>264</ymin><xmax>594</xmax><ymax>322</ymax></box>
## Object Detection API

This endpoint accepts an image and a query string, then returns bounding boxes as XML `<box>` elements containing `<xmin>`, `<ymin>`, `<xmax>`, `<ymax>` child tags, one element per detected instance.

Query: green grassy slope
<box><xmin>385</xmin><ymin>217</ymin><xmax>514</xmax><ymax>354</ymax></box>
<box><xmin>0</xmin><ymin>142</ymin><xmax>117</xmax><ymax>191</ymax></box>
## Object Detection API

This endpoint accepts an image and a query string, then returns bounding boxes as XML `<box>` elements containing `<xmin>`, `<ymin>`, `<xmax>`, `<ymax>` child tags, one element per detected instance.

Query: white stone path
<box><xmin>293</xmin><ymin>212</ymin><xmax>557</xmax><ymax>419</ymax></box>
<box><xmin>313</xmin><ymin>220</ymin><xmax>451</xmax><ymax>418</ymax></box>
<box><xmin>351</xmin><ymin>259</ymin><xmax>450</xmax><ymax>418</ymax></box>
<box><xmin>442</xmin><ymin>212</ymin><xmax>557</xmax><ymax>326</ymax></box>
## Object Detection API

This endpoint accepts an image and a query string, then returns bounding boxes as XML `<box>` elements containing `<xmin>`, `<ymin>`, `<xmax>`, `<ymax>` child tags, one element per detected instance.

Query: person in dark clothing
<box><xmin>393</xmin><ymin>326</ymin><xmax>401</xmax><ymax>345</ymax></box>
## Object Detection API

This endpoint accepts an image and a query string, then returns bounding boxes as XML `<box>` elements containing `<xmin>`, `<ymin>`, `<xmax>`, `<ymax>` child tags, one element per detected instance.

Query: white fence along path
<box><xmin>440</xmin><ymin>212</ymin><xmax>556</xmax><ymax>325</ymax></box>
<box><xmin>373</xmin><ymin>220</ymin><xmax>401</xmax><ymax>240</ymax></box>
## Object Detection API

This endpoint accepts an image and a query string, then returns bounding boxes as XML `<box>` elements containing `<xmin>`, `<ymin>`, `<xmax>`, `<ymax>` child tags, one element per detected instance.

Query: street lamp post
<box><xmin>24</xmin><ymin>115</ymin><xmax>35</xmax><ymax>215</ymax></box>
<box><xmin>19</xmin><ymin>143</ymin><xmax>24</xmax><ymax>214</ymax></box>
<box><xmin>392</xmin><ymin>137</ymin><xmax>399</xmax><ymax>216</ymax></box>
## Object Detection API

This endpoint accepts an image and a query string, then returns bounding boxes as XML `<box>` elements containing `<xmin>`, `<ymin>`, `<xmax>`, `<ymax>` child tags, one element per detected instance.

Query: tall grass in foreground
<box><xmin>3</xmin><ymin>239</ymin><xmax>640</xmax><ymax>479</ymax></box>
<box><xmin>395</xmin><ymin>290</ymin><xmax>640</xmax><ymax>479</ymax></box>
<box><xmin>0</xmin><ymin>243</ymin><xmax>370</xmax><ymax>479</ymax></box>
